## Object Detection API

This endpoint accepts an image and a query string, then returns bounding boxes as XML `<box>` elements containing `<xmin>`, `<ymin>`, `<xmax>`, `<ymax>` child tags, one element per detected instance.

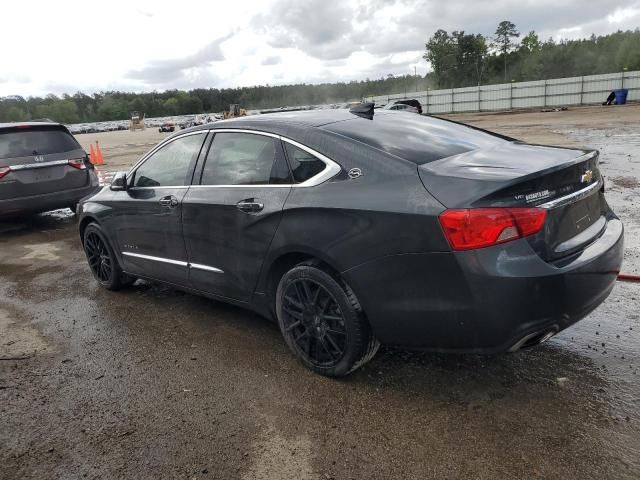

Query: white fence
<box><xmin>364</xmin><ymin>71</ymin><xmax>640</xmax><ymax>114</ymax></box>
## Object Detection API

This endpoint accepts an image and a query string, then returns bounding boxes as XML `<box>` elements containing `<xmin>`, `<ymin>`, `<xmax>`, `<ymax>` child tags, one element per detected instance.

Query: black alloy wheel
<box><xmin>276</xmin><ymin>264</ymin><xmax>379</xmax><ymax>377</ymax></box>
<box><xmin>85</xmin><ymin>230</ymin><xmax>113</xmax><ymax>283</ymax></box>
<box><xmin>83</xmin><ymin>223</ymin><xmax>133</xmax><ymax>290</ymax></box>
<box><xmin>281</xmin><ymin>277</ymin><xmax>348</xmax><ymax>367</ymax></box>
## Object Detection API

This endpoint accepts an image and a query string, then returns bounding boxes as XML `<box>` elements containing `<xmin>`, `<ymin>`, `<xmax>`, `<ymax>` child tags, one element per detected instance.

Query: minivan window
<box><xmin>201</xmin><ymin>132</ymin><xmax>290</xmax><ymax>185</ymax></box>
<box><xmin>283</xmin><ymin>143</ymin><xmax>326</xmax><ymax>183</ymax></box>
<box><xmin>0</xmin><ymin>127</ymin><xmax>81</xmax><ymax>160</ymax></box>
<box><xmin>133</xmin><ymin>133</ymin><xmax>205</xmax><ymax>187</ymax></box>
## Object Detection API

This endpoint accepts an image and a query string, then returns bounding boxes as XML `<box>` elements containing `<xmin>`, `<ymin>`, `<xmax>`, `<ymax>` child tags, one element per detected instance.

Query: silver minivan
<box><xmin>0</xmin><ymin>122</ymin><xmax>100</xmax><ymax>217</ymax></box>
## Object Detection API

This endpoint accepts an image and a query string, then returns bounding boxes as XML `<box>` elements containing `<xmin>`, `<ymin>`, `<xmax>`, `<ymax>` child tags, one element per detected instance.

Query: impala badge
<box><xmin>580</xmin><ymin>170</ymin><xmax>593</xmax><ymax>184</ymax></box>
<box><xmin>33</xmin><ymin>155</ymin><xmax>45</xmax><ymax>163</ymax></box>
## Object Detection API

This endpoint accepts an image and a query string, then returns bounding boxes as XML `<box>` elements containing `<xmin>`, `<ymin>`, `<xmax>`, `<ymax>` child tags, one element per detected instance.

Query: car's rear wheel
<box><xmin>83</xmin><ymin>223</ymin><xmax>134</xmax><ymax>290</ymax></box>
<box><xmin>276</xmin><ymin>264</ymin><xmax>379</xmax><ymax>377</ymax></box>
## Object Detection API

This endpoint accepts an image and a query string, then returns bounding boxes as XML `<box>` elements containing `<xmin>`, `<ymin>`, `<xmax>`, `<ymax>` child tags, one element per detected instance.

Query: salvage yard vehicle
<box><xmin>383</xmin><ymin>99</ymin><xmax>423</xmax><ymax>113</ymax></box>
<box><xmin>78</xmin><ymin>108</ymin><xmax>624</xmax><ymax>377</ymax></box>
<box><xmin>0</xmin><ymin>122</ymin><xmax>100</xmax><ymax>217</ymax></box>
<box><xmin>159</xmin><ymin>123</ymin><xmax>175</xmax><ymax>133</ymax></box>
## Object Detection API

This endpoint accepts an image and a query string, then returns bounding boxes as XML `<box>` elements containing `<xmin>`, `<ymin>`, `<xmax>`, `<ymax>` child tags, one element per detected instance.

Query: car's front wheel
<box><xmin>83</xmin><ymin>223</ymin><xmax>134</xmax><ymax>290</ymax></box>
<box><xmin>276</xmin><ymin>264</ymin><xmax>379</xmax><ymax>377</ymax></box>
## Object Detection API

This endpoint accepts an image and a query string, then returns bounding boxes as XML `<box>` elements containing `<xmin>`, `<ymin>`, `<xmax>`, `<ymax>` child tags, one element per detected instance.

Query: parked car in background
<box><xmin>1</xmin><ymin>122</ymin><xmax>100</xmax><ymax>217</ymax></box>
<box><xmin>78</xmin><ymin>108</ymin><xmax>623</xmax><ymax>377</ymax></box>
<box><xmin>383</xmin><ymin>99</ymin><xmax>423</xmax><ymax>114</ymax></box>
<box><xmin>159</xmin><ymin>123</ymin><xmax>175</xmax><ymax>133</ymax></box>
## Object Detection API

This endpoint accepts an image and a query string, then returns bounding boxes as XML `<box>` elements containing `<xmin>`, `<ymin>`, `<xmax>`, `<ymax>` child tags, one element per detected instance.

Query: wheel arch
<box><xmin>261</xmin><ymin>248</ymin><xmax>362</xmax><ymax>318</ymax></box>
<box><xmin>78</xmin><ymin>214</ymin><xmax>99</xmax><ymax>244</ymax></box>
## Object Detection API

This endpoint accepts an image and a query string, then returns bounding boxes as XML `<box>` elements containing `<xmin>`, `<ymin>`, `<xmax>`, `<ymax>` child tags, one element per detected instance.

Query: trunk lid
<box><xmin>419</xmin><ymin>142</ymin><xmax>606</xmax><ymax>261</ymax></box>
<box><xmin>0</xmin><ymin>125</ymin><xmax>89</xmax><ymax>200</ymax></box>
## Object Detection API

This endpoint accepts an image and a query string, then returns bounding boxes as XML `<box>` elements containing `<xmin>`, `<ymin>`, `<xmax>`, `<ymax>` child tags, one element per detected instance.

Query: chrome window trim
<box><xmin>539</xmin><ymin>178</ymin><xmax>603</xmax><ymax>210</ymax></box>
<box><xmin>8</xmin><ymin>159</ymin><xmax>70</xmax><ymax>170</ymax></box>
<box><xmin>206</xmin><ymin>128</ymin><xmax>281</xmax><ymax>139</ymax></box>
<box><xmin>279</xmin><ymin>137</ymin><xmax>342</xmax><ymax>187</ymax></box>
<box><xmin>195</xmin><ymin>128</ymin><xmax>341</xmax><ymax>188</ymax></box>
<box><xmin>127</xmin><ymin>130</ymin><xmax>209</xmax><ymax>177</ymax></box>
<box><xmin>122</xmin><ymin>251</ymin><xmax>224</xmax><ymax>274</ymax></box>
<box><xmin>125</xmin><ymin>127</ymin><xmax>342</xmax><ymax>190</ymax></box>
<box><xmin>122</xmin><ymin>251</ymin><xmax>188</xmax><ymax>266</ymax></box>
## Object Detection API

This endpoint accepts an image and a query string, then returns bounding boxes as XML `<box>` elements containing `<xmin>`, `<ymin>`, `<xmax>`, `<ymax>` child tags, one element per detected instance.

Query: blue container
<box><xmin>614</xmin><ymin>88</ymin><xmax>628</xmax><ymax>105</ymax></box>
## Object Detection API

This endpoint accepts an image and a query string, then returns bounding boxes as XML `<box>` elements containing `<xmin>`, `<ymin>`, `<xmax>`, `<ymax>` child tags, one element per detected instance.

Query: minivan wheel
<box><xmin>276</xmin><ymin>265</ymin><xmax>379</xmax><ymax>377</ymax></box>
<box><xmin>83</xmin><ymin>223</ymin><xmax>134</xmax><ymax>290</ymax></box>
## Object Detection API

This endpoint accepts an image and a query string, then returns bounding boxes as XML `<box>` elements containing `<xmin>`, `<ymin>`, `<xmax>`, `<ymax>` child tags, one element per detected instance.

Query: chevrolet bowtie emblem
<box><xmin>580</xmin><ymin>170</ymin><xmax>593</xmax><ymax>184</ymax></box>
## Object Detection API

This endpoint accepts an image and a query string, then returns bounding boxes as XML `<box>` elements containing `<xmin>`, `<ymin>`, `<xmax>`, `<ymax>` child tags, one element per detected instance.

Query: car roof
<box><xmin>184</xmin><ymin>109</ymin><xmax>363</xmax><ymax>133</ymax></box>
<box><xmin>0</xmin><ymin>121</ymin><xmax>63</xmax><ymax>131</ymax></box>
<box><xmin>173</xmin><ymin>109</ymin><xmax>510</xmax><ymax>165</ymax></box>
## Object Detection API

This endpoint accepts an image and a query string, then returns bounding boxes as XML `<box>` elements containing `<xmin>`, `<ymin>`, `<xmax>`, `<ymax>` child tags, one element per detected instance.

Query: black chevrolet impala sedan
<box><xmin>78</xmin><ymin>108</ymin><xmax>623</xmax><ymax>376</ymax></box>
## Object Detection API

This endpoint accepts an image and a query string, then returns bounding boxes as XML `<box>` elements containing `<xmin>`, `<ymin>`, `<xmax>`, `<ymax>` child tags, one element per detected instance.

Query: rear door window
<box><xmin>0</xmin><ymin>127</ymin><xmax>81</xmax><ymax>160</ymax></box>
<box><xmin>282</xmin><ymin>143</ymin><xmax>326</xmax><ymax>183</ymax></box>
<box><xmin>133</xmin><ymin>133</ymin><xmax>205</xmax><ymax>187</ymax></box>
<box><xmin>200</xmin><ymin>132</ymin><xmax>291</xmax><ymax>185</ymax></box>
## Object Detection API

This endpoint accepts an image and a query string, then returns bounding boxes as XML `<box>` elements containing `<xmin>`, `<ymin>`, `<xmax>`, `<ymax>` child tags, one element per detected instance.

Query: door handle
<box><xmin>159</xmin><ymin>195</ymin><xmax>179</xmax><ymax>208</ymax></box>
<box><xmin>236</xmin><ymin>199</ymin><xmax>264</xmax><ymax>213</ymax></box>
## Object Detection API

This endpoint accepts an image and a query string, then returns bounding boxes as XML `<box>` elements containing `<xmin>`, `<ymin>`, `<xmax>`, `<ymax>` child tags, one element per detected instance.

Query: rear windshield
<box><xmin>0</xmin><ymin>127</ymin><xmax>81</xmax><ymax>160</ymax></box>
<box><xmin>322</xmin><ymin>112</ymin><xmax>506</xmax><ymax>164</ymax></box>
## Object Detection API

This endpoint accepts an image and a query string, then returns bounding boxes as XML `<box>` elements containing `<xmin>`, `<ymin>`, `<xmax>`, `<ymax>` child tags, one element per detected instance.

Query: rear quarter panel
<box><xmin>255</xmin><ymin>132</ymin><xmax>448</xmax><ymax>295</ymax></box>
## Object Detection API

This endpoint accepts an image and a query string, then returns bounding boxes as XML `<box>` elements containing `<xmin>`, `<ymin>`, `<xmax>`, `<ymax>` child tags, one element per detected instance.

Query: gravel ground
<box><xmin>1</xmin><ymin>105</ymin><xmax>639</xmax><ymax>479</ymax></box>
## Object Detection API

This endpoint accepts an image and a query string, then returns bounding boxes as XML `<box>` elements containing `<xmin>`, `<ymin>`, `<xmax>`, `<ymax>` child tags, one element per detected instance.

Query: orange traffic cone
<box><xmin>95</xmin><ymin>141</ymin><xmax>104</xmax><ymax>165</ymax></box>
<box><xmin>88</xmin><ymin>143</ymin><xmax>97</xmax><ymax>165</ymax></box>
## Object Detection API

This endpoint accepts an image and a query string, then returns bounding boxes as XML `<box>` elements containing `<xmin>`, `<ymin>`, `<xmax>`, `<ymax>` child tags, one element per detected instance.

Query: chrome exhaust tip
<box><xmin>509</xmin><ymin>326</ymin><xmax>559</xmax><ymax>352</ymax></box>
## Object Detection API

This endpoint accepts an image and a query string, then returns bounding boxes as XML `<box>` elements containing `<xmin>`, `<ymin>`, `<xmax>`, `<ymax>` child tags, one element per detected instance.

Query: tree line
<box><xmin>424</xmin><ymin>25</ymin><xmax>640</xmax><ymax>88</ymax></box>
<box><xmin>0</xmin><ymin>27</ymin><xmax>638</xmax><ymax>124</ymax></box>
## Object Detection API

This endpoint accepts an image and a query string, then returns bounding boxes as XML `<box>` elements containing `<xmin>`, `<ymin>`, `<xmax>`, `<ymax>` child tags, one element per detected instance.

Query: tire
<box><xmin>83</xmin><ymin>223</ymin><xmax>134</xmax><ymax>290</ymax></box>
<box><xmin>276</xmin><ymin>264</ymin><xmax>379</xmax><ymax>377</ymax></box>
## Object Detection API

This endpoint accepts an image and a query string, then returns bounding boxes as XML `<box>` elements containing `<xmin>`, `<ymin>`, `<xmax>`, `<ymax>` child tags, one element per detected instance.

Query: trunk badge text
<box><xmin>580</xmin><ymin>170</ymin><xmax>594</xmax><ymax>184</ymax></box>
<box><xmin>33</xmin><ymin>155</ymin><xmax>45</xmax><ymax>163</ymax></box>
<box><xmin>516</xmin><ymin>189</ymin><xmax>552</xmax><ymax>203</ymax></box>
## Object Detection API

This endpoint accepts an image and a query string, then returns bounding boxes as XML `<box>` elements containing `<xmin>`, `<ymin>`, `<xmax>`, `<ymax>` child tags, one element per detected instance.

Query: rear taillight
<box><xmin>439</xmin><ymin>207</ymin><xmax>547</xmax><ymax>251</ymax></box>
<box><xmin>0</xmin><ymin>166</ymin><xmax>10</xmax><ymax>179</ymax></box>
<box><xmin>68</xmin><ymin>158</ymin><xmax>87</xmax><ymax>170</ymax></box>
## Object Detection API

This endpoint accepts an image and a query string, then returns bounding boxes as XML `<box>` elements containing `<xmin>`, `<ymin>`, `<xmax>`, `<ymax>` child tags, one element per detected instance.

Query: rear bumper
<box><xmin>0</xmin><ymin>173</ymin><xmax>100</xmax><ymax>217</ymax></box>
<box><xmin>342</xmin><ymin>217</ymin><xmax>624</xmax><ymax>353</ymax></box>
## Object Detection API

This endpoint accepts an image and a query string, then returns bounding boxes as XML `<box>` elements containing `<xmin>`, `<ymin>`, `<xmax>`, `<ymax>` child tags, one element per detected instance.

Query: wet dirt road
<box><xmin>1</xmin><ymin>108</ymin><xmax>639</xmax><ymax>479</ymax></box>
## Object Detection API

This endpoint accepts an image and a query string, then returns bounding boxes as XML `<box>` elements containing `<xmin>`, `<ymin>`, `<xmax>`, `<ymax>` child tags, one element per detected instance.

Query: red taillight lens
<box><xmin>68</xmin><ymin>158</ymin><xmax>86</xmax><ymax>170</ymax></box>
<box><xmin>0</xmin><ymin>166</ymin><xmax>10</xmax><ymax>179</ymax></box>
<box><xmin>439</xmin><ymin>207</ymin><xmax>547</xmax><ymax>251</ymax></box>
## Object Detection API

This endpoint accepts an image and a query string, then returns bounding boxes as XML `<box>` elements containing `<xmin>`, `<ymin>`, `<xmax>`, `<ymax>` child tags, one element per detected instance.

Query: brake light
<box><xmin>0</xmin><ymin>166</ymin><xmax>10</xmax><ymax>179</ymax></box>
<box><xmin>439</xmin><ymin>208</ymin><xmax>547</xmax><ymax>251</ymax></box>
<box><xmin>68</xmin><ymin>158</ymin><xmax>86</xmax><ymax>170</ymax></box>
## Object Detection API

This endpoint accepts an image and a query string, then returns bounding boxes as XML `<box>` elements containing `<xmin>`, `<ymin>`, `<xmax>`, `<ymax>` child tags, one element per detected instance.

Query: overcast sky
<box><xmin>1</xmin><ymin>0</ymin><xmax>639</xmax><ymax>97</ymax></box>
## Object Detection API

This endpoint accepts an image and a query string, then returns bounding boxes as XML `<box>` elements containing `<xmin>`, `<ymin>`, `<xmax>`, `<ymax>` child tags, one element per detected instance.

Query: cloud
<box><xmin>261</xmin><ymin>55</ymin><xmax>282</xmax><ymax>66</ymax></box>
<box><xmin>2</xmin><ymin>0</ymin><xmax>640</xmax><ymax>97</ymax></box>
<box><xmin>253</xmin><ymin>0</ymin><xmax>359</xmax><ymax>60</ymax></box>
<box><xmin>126</xmin><ymin>32</ymin><xmax>232</xmax><ymax>84</ymax></box>
<box><xmin>0</xmin><ymin>73</ymin><xmax>30</xmax><ymax>84</ymax></box>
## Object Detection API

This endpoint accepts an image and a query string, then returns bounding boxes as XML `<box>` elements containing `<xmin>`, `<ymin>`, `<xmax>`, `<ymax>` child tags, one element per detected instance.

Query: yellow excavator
<box><xmin>223</xmin><ymin>104</ymin><xmax>247</xmax><ymax>119</ymax></box>
<box><xmin>129</xmin><ymin>111</ymin><xmax>146</xmax><ymax>131</ymax></box>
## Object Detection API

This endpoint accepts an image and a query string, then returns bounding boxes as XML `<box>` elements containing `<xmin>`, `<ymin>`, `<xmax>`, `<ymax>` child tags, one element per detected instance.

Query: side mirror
<box><xmin>110</xmin><ymin>172</ymin><xmax>128</xmax><ymax>191</ymax></box>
